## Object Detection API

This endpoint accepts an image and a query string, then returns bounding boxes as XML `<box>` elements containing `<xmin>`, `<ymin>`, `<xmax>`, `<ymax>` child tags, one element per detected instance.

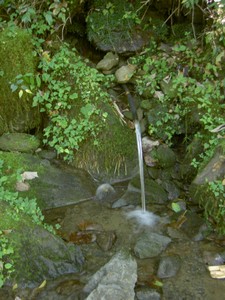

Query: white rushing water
<box><xmin>134</xmin><ymin>120</ymin><xmax>146</xmax><ymax>212</ymax></box>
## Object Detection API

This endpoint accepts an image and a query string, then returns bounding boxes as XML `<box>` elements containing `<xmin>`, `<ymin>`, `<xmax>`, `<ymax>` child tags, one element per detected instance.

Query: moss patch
<box><xmin>0</xmin><ymin>25</ymin><xmax>41</xmax><ymax>134</ymax></box>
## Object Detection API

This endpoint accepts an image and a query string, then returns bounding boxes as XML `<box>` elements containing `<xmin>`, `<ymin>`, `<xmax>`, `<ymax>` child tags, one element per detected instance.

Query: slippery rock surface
<box><xmin>11</xmin><ymin>224</ymin><xmax>84</xmax><ymax>288</ymax></box>
<box><xmin>134</xmin><ymin>232</ymin><xmax>171</xmax><ymax>259</ymax></box>
<box><xmin>83</xmin><ymin>249</ymin><xmax>137</xmax><ymax>300</ymax></box>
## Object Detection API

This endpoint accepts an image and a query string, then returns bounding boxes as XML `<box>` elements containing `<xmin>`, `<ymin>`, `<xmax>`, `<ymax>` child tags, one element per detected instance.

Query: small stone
<box><xmin>157</xmin><ymin>255</ymin><xmax>181</xmax><ymax>278</ymax></box>
<box><xmin>115</xmin><ymin>64</ymin><xmax>137</xmax><ymax>83</ymax></box>
<box><xmin>134</xmin><ymin>232</ymin><xmax>171</xmax><ymax>259</ymax></box>
<box><xmin>96</xmin><ymin>52</ymin><xmax>119</xmax><ymax>71</ymax></box>
<box><xmin>96</xmin><ymin>231</ymin><xmax>117</xmax><ymax>251</ymax></box>
<box><xmin>16</xmin><ymin>181</ymin><xmax>30</xmax><ymax>192</ymax></box>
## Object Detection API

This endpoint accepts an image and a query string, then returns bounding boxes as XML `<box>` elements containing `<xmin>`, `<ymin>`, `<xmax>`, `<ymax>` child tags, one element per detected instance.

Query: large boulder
<box><xmin>83</xmin><ymin>249</ymin><xmax>137</xmax><ymax>300</ymax></box>
<box><xmin>0</xmin><ymin>26</ymin><xmax>41</xmax><ymax>135</ymax></box>
<box><xmin>189</xmin><ymin>140</ymin><xmax>225</xmax><ymax>232</ymax></box>
<box><xmin>86</xmin><ymin>0</ymin><xmax>149</xmax><ymax>55</ymax></box>
<box><xmin>1</xmin><ymin>202</ymin><xmax>83</xmax><ymax>288</ymax></box>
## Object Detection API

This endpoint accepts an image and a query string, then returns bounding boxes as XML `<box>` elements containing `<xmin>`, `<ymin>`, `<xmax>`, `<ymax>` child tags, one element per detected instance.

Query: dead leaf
<box><xmin>208</xmin><ymin>265</ymin><xmax>225</xmax><ymax>279</ymax></box>
<box><xmin>2</xmin><ymin>229</ymin><xmax>12</xmax><ymax>235</ymax></box>
<box><xmin>21</xmin><ymin>171</ymin><xmax>38</xmax><ymax>182</ymax></box>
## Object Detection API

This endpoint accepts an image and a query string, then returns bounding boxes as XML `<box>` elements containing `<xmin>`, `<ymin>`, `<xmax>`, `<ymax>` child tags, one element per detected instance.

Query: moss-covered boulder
<box><xmin>0</xmin><ymin>202</ymin><xmax>83</xmax><ymax>288</ymax></box>
<box><xmin>86</xmin><ymin>0</ymin><xmax>149</xmax><ymax>55</ymax></box>
<box><xmin>190</xmin><ymin>140</ymin><xmax>225</xmax><ymax>233</ymax></box>
<box><xmin>34</xmin><ymin>45</ymin><xmax>138</xmax><ymax>183</ymax></box>
<box><xmin>0</xmin><ymin>133</ymin><xmax>40</xmax><ymax>153</ymax></box>
<box><xmin>72</xmin><ymin>103</ymin><xmax>138</xmax><ymax>183</ymax></box>
<box><xmin>0</xmin><ymin>26</ymin><xmax>41</xmax><ymax>135</ymax></box>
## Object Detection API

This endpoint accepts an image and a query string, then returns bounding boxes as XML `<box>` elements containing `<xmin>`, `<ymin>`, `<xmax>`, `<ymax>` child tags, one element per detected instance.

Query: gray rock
<box><xmin>0</xmin><ymin>133</ymin><xmax>40</xmax><ymax>153</ymax></box>
<box><xmin>157</xmin><ymin>255</ymin><xmax>181</xmax><ymax>278</ymax></box>
<box><xmin>115</xmin><ymin>64</ymin><xmax>137</xmax><ymax>84</ymax></box>
<box><xmin>192</xmin><ymin>141</ymin><xmax>225</xmax><ymax>185</ymax></box>
<box><xmin>96</xmin><ymin>52</ymin><xmax>119</xmax><ymax>71</ymax></box>
<box><xmin>84</xmin><ymin>249</ymin><xmax>137</xmax><ymax>300</ymax></box>
<box><xmin>128</xmin><ymin>176</ymin><xmax>168</xmax><ymax>204</ymax></box>
<box><xmin>134</xmin><ymin>232</ymin><xmax>171</xmax><ymax>259</ymax></box>
<box><xmin>11</xmin><ymin>225</ymin><xmax>84</xmax><ymax>288</ymax></box>
<box><xmin>136</xmin><ymin>288</ymin><xmax>161</xmax><ymax>300</ymax></box>
<box><xmin>95</xmin><ymin>183</ymin><xmax>116</xmax><ymax>203</ymax></box>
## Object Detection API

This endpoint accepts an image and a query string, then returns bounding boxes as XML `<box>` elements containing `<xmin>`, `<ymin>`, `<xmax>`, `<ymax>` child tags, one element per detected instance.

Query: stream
<box><xmin>41</xmin><ymin>195</ymin><xmax>225</xmax><ymax>300</ymax></box>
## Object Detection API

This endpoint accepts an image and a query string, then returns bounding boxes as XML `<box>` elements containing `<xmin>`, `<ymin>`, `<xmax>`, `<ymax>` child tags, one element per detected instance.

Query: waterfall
<box><xmin>134</xmin><ymin>120</ymin><xmax>146</xmax><ymax>212</ymax></box>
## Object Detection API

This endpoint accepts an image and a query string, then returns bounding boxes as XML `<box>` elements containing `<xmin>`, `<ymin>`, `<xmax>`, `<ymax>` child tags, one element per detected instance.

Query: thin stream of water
<box><xmin>134</xmin><ymin>120</ymin><xmax>146</xmax><ymax>212</ymax></box>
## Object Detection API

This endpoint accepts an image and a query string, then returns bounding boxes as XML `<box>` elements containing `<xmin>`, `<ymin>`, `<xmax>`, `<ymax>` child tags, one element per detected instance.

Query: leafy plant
<box><xmin>0</xmin><ymin>158</ymin><xmax>55</xmax><ymax>287</ymax></box>
<box><xmin>31</xmin><ymin>44</ymin><xmax>110</xmax><ymax>161</ymax></box>
<box><xmin>201</xmin><ymin>180</ymin><xmax>225</xmax><ymax>234</ymax></box>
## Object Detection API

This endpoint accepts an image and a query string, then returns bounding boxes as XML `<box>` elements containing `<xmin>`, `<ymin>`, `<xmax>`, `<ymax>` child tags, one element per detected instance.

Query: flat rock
<box><xmin>84</xmin><ymin>249</ymin><xmax>137</xmax><ymax>299</ymax></box>
<box><xmin>0</xmin><ymin>133</ymin><xmax>40</xmax><ymax>153</ymax></box>
<box><xmin>134</xmin><ymin>232</ymin><xmax>171</xmax><ymax>259</ymax></box>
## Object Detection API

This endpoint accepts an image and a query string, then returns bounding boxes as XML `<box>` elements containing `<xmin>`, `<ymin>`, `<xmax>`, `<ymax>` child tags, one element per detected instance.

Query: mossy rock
<box><xmin>0</xmin><ymin>26</ymin><xmax>41</xmax><ymax>134</ymax></box>
<box><xmin>72</xmin><ymin>103</ymin><xmax>138</xmax><ymax>183</ymax></box>
<box><xmin>86</xmin><ymin>0</ymin><xmax>149</xmax><ymax>54</ymax></box>
<box><xmin>0</xmin><ymin>133</ymin><xmax>40</xmax><ymax>153</ymax></box>
<box><xmin>0</xmin><ymin>202</ymin><xmax>83</xmax><ymax>288</ymax></box>
<box><xmin>190</xmin><ymin>140</ymin><xmax>225</xmax><ymax>233</ymax></box>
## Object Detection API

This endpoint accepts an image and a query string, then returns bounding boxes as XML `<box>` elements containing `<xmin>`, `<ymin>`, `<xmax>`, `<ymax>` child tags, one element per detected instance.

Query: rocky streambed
<box><xmin>0</xmin><ymin>150</ymin><xmax>225</xmax><ymax>300</ymax></box>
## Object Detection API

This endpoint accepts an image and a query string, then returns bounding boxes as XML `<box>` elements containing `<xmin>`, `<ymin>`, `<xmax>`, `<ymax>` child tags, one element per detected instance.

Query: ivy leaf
<box><xmin>44</xmin><ymin>11</ymin><xmax>53</xmax><ymax>26</ymax></box>
<box><xmin>10</xmin><ymin>84</ymin><xmax>18</xmax><ymax>92</ymax></box>
<box><xmin>80</xmin><ymin>103</ymin><xmax>95</xmax><ymax>117</ymax></box>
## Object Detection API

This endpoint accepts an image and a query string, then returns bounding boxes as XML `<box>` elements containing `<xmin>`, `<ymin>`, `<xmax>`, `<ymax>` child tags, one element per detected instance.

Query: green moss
<box><xmin>0</xmin><ymin>25</ymin><xmax>40</xmax><ymax>134</ymax></box>
<box><xmin>86</xmin><ymin>0</ymin><xmax>137</xmax><ymax>48</ymax></box>
<box><xmin>73</xmin><ymin>103</ymin><xmax>137</xmax><ymax>180</ymax></box>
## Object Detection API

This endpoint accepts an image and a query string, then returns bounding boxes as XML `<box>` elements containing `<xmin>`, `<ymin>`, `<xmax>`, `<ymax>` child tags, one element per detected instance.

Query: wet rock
<box><xmin>95</xmin><ymin>183</ymin><xmax>116</xmax><ymax>203</ymax></box>
<box><xmin>83</xmin><ymin>249</ymin><xmax>137</xmax><ymax>299</ymax></box>
<box><xmin>151</xmin><ymin>144</ymin><xmax>176</xmax><ymax>169</ymax></box>
<box><xmin>160</xmin><ymin>180</ymin><xmax>180</xmax><ymax>200</ymax></box>
<box><xmin>157</xmin><ymin>255</ymin><xmax>181</xmax><ymax>278</ymax></box>
<box><xmin>112</xmin><ymin>197</ymin><xmax>128</xmax><ymax>208</ymax></box>
<box><xmin>96</xmin><ymin>52</ymin><xmax>119</xmax><ymax>71</ymax></box>
<box><xmin>180</xmin><ymin>212</ymin><xmax>209</xmax><ymax>241</ymax></box>
<box><xmin>96</xmin><ymin>231</ymin><xmax>117</xmax><ymax>251</ymax></box>
<box><xmin>115</xmin><ymin>64</ymin><xmax>137</xmax><ymax>83</ymax></box>
<box><xmin>136</xmin><ymin>288</ymin><xmax>161</xmax><ymax>300</ymax></box>
<box><xmin>0</xmin><ymin>133</ymin><xmax>40</xmax><ymax>153</ymax></box>
<box><xmin>134</xmin><ymin>232</ymin><xmax>172</xmax><ymax>259</ymax></box>
<box><xmin>128</xmin><ymin>176</ymin><xmax>168</xmax><ymax>204</ymax></box>
<box><xmin>37</xmin><ymin>149</ymin><xmax>57</xmax><ymax>160</ymax></box>
<box><xmin>11</xmin><ymin>224</ymin><xmax>84</xmax><ymax>288</ymax></box>
<box><xmin>203</xmin><ymin>250</ymin><xmax>225</xmax><ymax>266</ymax></box>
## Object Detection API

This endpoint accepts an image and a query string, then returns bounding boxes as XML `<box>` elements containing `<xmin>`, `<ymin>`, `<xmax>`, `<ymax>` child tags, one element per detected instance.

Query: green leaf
<box><xmin>44</xmin><ymin>11</ymin><xmax>53</xmax><ymax>26</ymax></box>
<box><xmin>4</xmin><ymin>263</ymin><xmax>12</xmax><ymax>269</ymax></box>
<box><xmin>171</xmin><ymin>202</ymin><xmax>181</xmax><ymax>213</ymax></box>
<box><xmin>10</xmin><ymin>84</ymin><xmax>18</xmax><ymax>92</ymax></box>
<box><xmin>69</xmin><ymin>93</ymin><xmax>78</xmax><ymax>100</ymax></box>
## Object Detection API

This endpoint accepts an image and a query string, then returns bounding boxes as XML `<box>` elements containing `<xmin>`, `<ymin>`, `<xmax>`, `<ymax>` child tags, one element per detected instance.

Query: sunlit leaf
<box><xmin>19</xmin><ymin>90</ymin><xmax>23</xmax><ymax>98</ymax></box>
<box><xmin>38</xmin><ymin>279</ymin><xmax>47</xmax><ymax>289</ymax></box>
<box><xmin>171</xmin><ymin>202</ymin><xmax>181</xmax><ymax>213</ymax></box>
